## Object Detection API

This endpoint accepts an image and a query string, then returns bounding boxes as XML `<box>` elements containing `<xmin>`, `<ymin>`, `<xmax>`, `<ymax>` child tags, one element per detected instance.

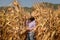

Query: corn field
<box><xmin>0</xmin><ymin>1</ymin><xmax>60</xmax><ymax>40</ymax></box>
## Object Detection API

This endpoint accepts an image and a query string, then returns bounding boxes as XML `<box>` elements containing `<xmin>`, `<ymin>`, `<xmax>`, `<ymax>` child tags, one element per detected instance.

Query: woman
<box><xmin>26</xmin><ymin>16</ymin><xmax>36</xmax><ymax>40</ymax></box>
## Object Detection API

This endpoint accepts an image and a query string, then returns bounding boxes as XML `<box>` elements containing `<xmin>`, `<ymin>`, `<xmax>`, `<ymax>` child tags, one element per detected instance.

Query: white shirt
<box><xmin>28</xmin><ymin>20</ymin><xmax>36</xmax><ymax>30</ymax></box>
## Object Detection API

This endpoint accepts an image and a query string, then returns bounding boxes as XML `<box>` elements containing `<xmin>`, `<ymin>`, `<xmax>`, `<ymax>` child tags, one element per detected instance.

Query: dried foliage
<box><xmin>0</xmin><ymin>1</ymin><xmax>60</xmax><ymax>40</ymax></box>
<box><xmin>31</xmin><ymin>3</ymin><xmax>60</xmax><ymax>40</ymax></box>
<box><xmin>0</xmin><ymin>1</ymin><xmax>28</xmax><ymax>40</ymax></box>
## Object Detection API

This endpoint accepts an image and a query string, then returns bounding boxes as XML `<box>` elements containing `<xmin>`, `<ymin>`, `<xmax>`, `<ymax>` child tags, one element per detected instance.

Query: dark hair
<box><xmin>29</xmin><ymin>17</ymin><xmax>35</xmax><ymax>22</ymax></box>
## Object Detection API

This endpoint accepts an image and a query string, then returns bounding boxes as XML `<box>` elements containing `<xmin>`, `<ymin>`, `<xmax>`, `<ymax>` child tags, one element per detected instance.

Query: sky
<box><xmin>0</xmin><ymin>0</ymin><xmax>60</xmax><ymax>7</ymax></box>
